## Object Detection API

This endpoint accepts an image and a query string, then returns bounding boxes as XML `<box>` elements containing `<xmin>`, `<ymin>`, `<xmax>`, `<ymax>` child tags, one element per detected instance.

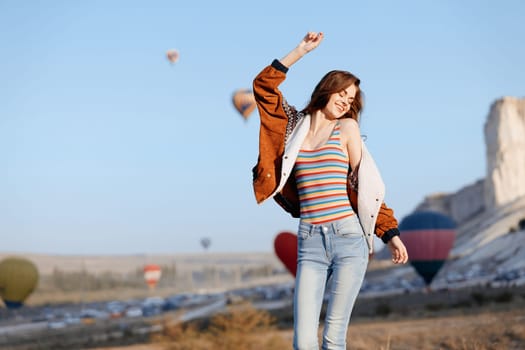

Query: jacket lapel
<box><xmin>357</xmin><ymin>140</ymin><xmax>386</xmax><ymax>253</ymax></box>
<box><xmin>269</xmin><ymin>114</ymin><xmax>310</xmax><ymax>198</ymax></box>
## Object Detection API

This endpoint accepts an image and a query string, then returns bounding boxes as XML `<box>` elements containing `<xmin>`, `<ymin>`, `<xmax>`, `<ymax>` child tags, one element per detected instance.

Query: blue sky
<box><xmin>1</xmin><ymin>1</ymin><xmax>524</xmax><ymax>255</ymax></box>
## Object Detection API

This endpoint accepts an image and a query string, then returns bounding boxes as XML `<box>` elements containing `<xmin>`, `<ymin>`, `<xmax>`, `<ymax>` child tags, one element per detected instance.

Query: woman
<box><xmin>252</xmin><ymin>32</ymin><xmax>408</xmax><ymax>350</ymax></box>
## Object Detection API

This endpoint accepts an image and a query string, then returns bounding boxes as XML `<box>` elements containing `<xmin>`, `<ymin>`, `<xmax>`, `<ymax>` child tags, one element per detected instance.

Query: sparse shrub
<box><xmin>207</xmin><ymin>303</ymin><xmax>279</xmax><ymax>348</ymax></box>
<box><xmin>153</xmin><ymin>321</ymin><xmax>210</xmax><ymax>350</ymax></box>
<box><xmin>452</xmin><ymin>300</ymin><xmax>473</xmax><ymax>308</ymax></box>
<box><xmin>375</xmin><ymin>302</ymin><xmax>391</xmax><ymax>316</ymax></box>
<box><xmin>471</xmin><ymin>291</ymin><xmax>486</xmax><ymax>305</ymax></box>
<box><xmin>493</xmin><ymin>291</ymin><xmax>513</xmax><ymax>303</ymax></box>
<box><xmin>425</xmin><ymin>303</ymin><xmax>445</xmax><ymax>311</ymax></box>
<box><xmin>268</xmin><ymin>307</ymin><xmax>294</xmax><ymax>328</ymax></box>
<box><xmin>155</xmin><ymin>303</ymin><xmax>289</xmax><ymax>350</ymax></box>
<box><xmin>504</xmin><ymin>326</ymin><xmax>525</xmax><ymax>344</ymax></box>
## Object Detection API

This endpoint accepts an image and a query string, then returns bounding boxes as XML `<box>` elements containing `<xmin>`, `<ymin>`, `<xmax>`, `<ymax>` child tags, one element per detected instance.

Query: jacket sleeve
<box><xmin>375</xmin><ymin>202</ymin><xmax>401</xmax><ymax>243</ymax></box>
<box><xmin>253</xmin><ymin>59</ymin><xmax>290</xmax><ymax>128</ymax></box>
<box><xmin>348</xmin><ymin>188</ymin><xmax>400</xmax><ymax>243</ymax></box>
<box><xmin>252</xmin><ymin>60</ymin><xmax>291</xmax><ymax>204</ymax></box>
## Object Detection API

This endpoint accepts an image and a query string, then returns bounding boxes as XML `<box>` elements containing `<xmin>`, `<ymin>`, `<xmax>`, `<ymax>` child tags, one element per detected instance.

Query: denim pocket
<box><xmin>297</xmin><ymin>223</ymin><xmax>312</xmax><ymax>240</ymax></box>
<box><xmin>335</xmin><ymin>216</ymin><xmax>364</xmax><ymax>238</ymax></box>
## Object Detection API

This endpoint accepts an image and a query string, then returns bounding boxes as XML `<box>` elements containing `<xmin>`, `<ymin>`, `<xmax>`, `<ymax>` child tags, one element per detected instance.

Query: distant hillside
<box><xmin>0</xmin><ymin>251</ymin><xmax>281</xmax><ymax>275</ymax></box>
<box><xmin>0</xmin><ymin>251</ymin><xmax>290</xmax><ymax>306</ymax></box>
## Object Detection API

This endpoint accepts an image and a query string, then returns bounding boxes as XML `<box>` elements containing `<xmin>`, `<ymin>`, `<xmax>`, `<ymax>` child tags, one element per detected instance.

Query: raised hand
<box><xmin>298</xmin><ymin>32</ymin><xmax>324</xmax><ymax>53</ymax></box>
<box><xmin>280</xmin><ymin>31</ymin><xmax>324</xmax><ymax>68</ymax></box>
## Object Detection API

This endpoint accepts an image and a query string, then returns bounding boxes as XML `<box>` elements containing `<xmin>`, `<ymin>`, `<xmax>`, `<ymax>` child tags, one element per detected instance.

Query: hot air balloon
<box><xmin>200</xmin><ymin>237</ymin><xmax>211</xmax><ymax>251</ymax></box>
<box><xmin>399</xmin><ymin>211</ymin><xmax>456</xmax><ymax>289</ymax></box>
<box><xmin>143</xmin><ymin>264</ymin><xmax>162</xmax><ymax>290</ymax></box>
<box><xmin>232</xmin><ymin>89</ymin><xmax>256</xmax><ymax>121</ymax></box>
<box><xmin>166</xmin><ymin>49</ymin><xmax>179</xmax><ymax>64</ymax></box>
<box><xmin>274</xmin><ymin>231</ymin><xmax>298</xmax><ymax>277</ymax></box>
<box><xmin>0</xmin><ymin>256</ymin><xmax>39</xmax><ymax>309</ymax></box>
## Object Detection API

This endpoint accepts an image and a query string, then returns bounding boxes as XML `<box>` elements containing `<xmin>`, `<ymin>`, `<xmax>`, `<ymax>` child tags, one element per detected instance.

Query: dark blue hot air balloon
<box><xmin>399</xmin><ymin>211</ymin><xmax>456</xmax><ymax>287</ymax></box>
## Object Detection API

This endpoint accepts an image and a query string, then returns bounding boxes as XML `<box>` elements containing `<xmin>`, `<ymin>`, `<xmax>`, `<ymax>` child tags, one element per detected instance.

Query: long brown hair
<box><xmin>302</xmin><ymin>70</ymin><xmax>364</xmax><ymax>122</ymax></box>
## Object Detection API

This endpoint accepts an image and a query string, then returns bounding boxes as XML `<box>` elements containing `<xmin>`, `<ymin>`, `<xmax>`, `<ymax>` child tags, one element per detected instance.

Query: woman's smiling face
<box><xmin>322</xmin><ymin>84</ymin><xmax>357</xmax><ymax>119</ymax></box>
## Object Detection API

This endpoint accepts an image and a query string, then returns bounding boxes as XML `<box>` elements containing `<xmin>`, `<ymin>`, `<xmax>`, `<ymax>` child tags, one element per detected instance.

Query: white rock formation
<box><xmin>484</xmin><ymin>97</ymin><xmax>525</xmax><ymax>210</ymax></box>
<box><xmin>414</xmin><ymin>179</ymin><xmax>485</xmax><ymax>225</ymax></box>
<box><xmin>415</xmin><ymin>96</ymin><xmax>525</xmax><ymax>224</ymax></box>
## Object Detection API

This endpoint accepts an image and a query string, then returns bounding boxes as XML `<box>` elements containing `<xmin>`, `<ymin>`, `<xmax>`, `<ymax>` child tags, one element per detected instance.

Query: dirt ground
<box><xmin>93</xmin><ymin>308</ymin><xmax>525</xmax><ymax>350</ymax></box>
<box><xmin>346</xmin><ymin>308</ymin><xmax>525</xmax><ymax>350</ymax></box>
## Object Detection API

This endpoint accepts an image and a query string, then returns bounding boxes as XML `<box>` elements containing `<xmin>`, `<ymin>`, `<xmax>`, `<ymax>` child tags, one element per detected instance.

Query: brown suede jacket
<box><xmin>252</xmin><ymin>60</ymin><xmax>400</xmax><ymax>243</ymax></box>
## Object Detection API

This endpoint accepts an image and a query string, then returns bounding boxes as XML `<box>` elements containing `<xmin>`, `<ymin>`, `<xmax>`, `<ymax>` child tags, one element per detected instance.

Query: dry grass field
<box><xmin>93</xmin><ymin>285</ymin><xmax>525</xmax><ymax>350</ymax></box>
<box><xmin>93</xmin><ymin>307</ymin><xmax>525</xmax><ymax>350</ymax></box>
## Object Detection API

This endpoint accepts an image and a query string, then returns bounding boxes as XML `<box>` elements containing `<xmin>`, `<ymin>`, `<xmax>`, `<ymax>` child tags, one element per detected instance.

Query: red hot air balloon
<box><xmin>143</xmin><ymin>264</ymin><xmax>162</xmax><ymax>290</ymax></box>
<box><xmin>166</xmin><ymin>49</ymin><xmax>179</xmax><ymax>64</ymax></box>
<box><xmin>232</xmin><ymin>89</ymin><xmax>256</xmax><ymax>121</ymax></box>
<box><xmin>399</xmin><ymin>211</ymin><xmax>456</xmax><ymax>288</ymax></box>
<box><xmin>274</xmin><ymin>231</ymin><xmax>298</xmax><ymax>277</ymax></box>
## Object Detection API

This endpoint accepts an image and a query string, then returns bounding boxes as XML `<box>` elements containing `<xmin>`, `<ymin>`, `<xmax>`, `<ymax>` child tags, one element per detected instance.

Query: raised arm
<box><xmin>252</xmin><ymin>31</ymin><xmax>325</xmax><ymax>127</ymax></box>
<box><xmin>280</xmin><ymin>32</ymin><xmax>324</xmax><ymax>68</ymax></box>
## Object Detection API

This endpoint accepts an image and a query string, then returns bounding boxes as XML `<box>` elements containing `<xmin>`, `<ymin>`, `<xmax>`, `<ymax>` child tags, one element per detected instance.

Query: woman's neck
<box><xmin>310</xmin><ymin>110</ymin><xmax>336</xmax><ymax>134</ymax></box>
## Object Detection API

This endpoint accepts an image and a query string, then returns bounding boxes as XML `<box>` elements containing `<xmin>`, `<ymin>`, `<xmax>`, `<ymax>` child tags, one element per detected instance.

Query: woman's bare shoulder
<box><xmin>339</xmin><ymin>118</ymin><xmax>360</xmax><ymax>135</ymax></box>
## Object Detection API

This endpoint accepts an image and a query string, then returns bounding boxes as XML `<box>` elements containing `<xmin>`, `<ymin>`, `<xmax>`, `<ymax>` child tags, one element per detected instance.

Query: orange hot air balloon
<box><xmin>232</xmin><ymin>89</ymin><xmax>256</xmax><ymax>121</ymax></box>
<box><xmin>166</xmin><ymin>49</ymin><xmax>179</xmax><ymax>64</ymax></box>
<box><xmin>143</xmin><ymin>264</ymin><xmax>162</xmax><ymax>289</ymax></box>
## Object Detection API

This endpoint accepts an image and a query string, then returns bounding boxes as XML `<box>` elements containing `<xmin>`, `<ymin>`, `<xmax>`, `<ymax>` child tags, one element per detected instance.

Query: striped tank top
<box><xmin>294</xmin><ymin>121</ymin><xmax>354</xmax><ymax>224</ymax></box>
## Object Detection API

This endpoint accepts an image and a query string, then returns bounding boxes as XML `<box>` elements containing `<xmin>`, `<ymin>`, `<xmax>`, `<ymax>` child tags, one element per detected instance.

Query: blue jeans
<box><xmin>293</xmin><ymin>215</ymin><xmax>369</xmax><ymax>350</ymax></box>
